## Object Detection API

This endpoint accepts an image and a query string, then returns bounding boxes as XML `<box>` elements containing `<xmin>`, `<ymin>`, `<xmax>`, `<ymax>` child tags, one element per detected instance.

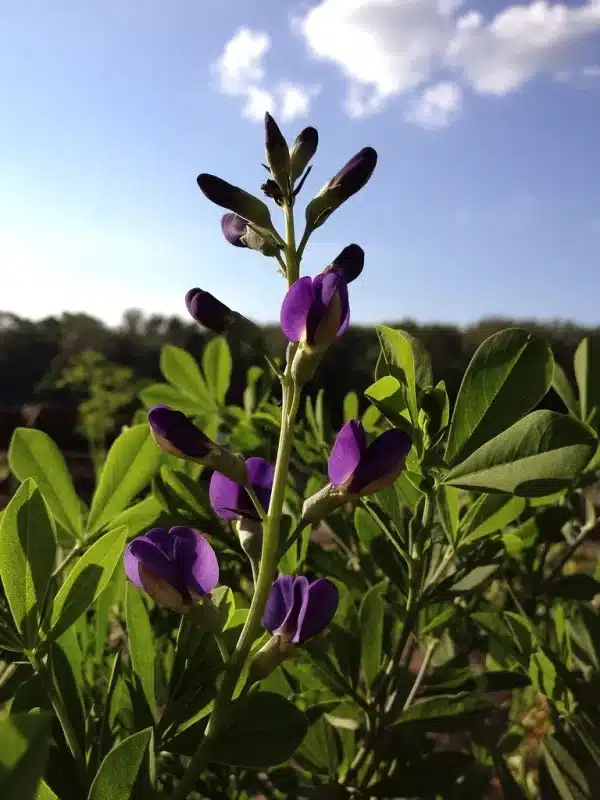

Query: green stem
<box><xmin>246</xmin><ymin>485</ymin><xmax>267</xmax><ymax>521</ymax></box>
<box><xmin>171</xmin><ymin>386</ymin><xmax>301</xmax><ymax>800</ymax></box>
<box><xmin>31</xmin><ymin>652</ymin><xmax>87</xmax><ymax>787</ymax></box>
<box><xmin>283</xmin><ymin>201</ymin><xmax>299</xmax><ymax>285</ymax></box>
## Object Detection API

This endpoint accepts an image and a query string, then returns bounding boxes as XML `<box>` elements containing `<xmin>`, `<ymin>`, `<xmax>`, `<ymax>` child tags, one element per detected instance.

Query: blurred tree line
<box><xmin>0</xmin><ymin>308</ymin><xmax>597</xmax><ymax>454</ymax></box>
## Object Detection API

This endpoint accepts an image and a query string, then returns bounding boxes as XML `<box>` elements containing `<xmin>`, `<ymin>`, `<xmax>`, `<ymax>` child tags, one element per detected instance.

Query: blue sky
<box><xmin>1</xmin><ymin>0</ymin><xmax>600</xmax><ymax>328</ymax></box>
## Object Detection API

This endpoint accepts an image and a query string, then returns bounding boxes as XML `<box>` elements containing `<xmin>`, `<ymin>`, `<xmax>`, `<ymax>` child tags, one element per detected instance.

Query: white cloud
<box><xmin>213</xmin><ymin>28</ymin><xmax>318</xmax><ymax>122</ymax></box>
<box><xmin>296</xmin><ymin>0</ymin><xmax>600</xmax><ymax>124</ymax></box>
<box><xmin>407</xmin><ymin>81</ymin><xmax>463</xmax><ymax>128</ymax></box>
<box><xmin>214</xmin><ymin>28</ymin><xmax>270</xmax><ymax>95</ymax></box>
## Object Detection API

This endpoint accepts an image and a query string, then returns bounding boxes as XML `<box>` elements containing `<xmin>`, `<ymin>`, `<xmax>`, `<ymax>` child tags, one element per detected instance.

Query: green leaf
<box><xmin>202</xmin><ymin>336</ymin><xmax>231</xmax><ymax>404</ymax></box>
<box><xmin>110</xmin><ymin>495</ymin><xmax>162</xmax><ymax>540</ymax></box>
<box><xmin>86</xmin><ymin>425</ymin><xmax>162</xmax><ymax>535</ymax></box>
<box><xmin>353</xmin><ymin>507</ymin><xmax>380</xmax><ymax>548</ymax></box>
<box><xmin>574</xmin><ymin>337</ymin><xmax>600</xmax><ymax>425</ymax></box>
<box><xmin>364</xmin><ymin>376</ymin><xmax>412</xmax><ymax>433</ymax></box>
<box><xmin>35</xmin><ymin>780</ymin><xmax>60</xmax><ymax>799</ymax></box>
<box><xmin>450</xmin><ymin>564</ymin><xmax>499</xmax><ymax>593</ymax></box>
<box><xmin>553</xmin><ymin>363</ymin><xmax>579</xmax><ymax>417</ymax></box>
<box><xmin>88</xmin><ymin>727</ymin><xmax>152</xmax><ymax>800</ymax></box>
<box><xmin>376</xmin><ymin>326</ymin><xmax>433</xmax><ymax>424</ymax></box>
<box><xmin>210</xmin><ymin>692</ymin><xmax>308</xmax><ymax>767</ymax></box>
<box><xmin>459</xmin><ymin>494</ymin><xmax>526</xmax><ymax>544</ymax></box>
<box><xmin>392</xmin><ymin>693</ymin><xmax>489</xmax><ymax>730</ymax></box>
<box><xmin>47</xmin><ymin>526</ymin><xmax>127</xmax><ymax>643</ymax></box>
<box><xmin>542</xmin><ymin>735</ymin><xmax>591</xmax><ymax>800</ymax></box>
<box><xmin>49</xmin><ymin>625</ymin><xmax>86</xmax><ymax>749</ymax></box>
<box><xmin>0</xmin><ymin>480</ymin><xmax>56</xmax><ymax>647</ymax></box>
<box><xmin>343</xmin><ymin>391</ymin><xmax>359</xmax><ymax>422</ymax></box>
<box><xmin>445</xmin><ymin>329</ymin><xmax>554</xmax><ymax>466</ymax></box>
<box><xmin>444</xmin><ymin>411</ymin><xmax>596</xmax><ymax>496</ymax></box>
<box><xmin>126</xmin><ymin>583</ymin><xmax>156</xmax><ymax>719</ymax></box>
<box><xmin>9</xmin><ymin>428</ymin><xmax>82</xmax><ymax>541</ymax></box>
<box><xmin>139</xmin><ymin>383</ymin><xmax>200</xmax><ymax>415</ymax></box>
<box><xmin>160</xmin><ymin>345</ymin><xmax>214</xmax><ymax>408</ymax></box>
<box><xmin>436</xmin><ymin>485</ymin><xmax>460</xmax><ymax>543</ymax></box>
<box><xmin>0</xmin><ymin>712</ymin><xmax>53</xmax><ymax>800</ymax></box>
<box><xmin>359</xmin><ymin>582</ymin><xmax>386</xmax><ymax>690</ymax></box>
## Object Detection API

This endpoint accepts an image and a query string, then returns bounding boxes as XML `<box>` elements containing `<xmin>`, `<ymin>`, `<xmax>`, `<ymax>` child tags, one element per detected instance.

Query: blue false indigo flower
<box><xmin>302</xmin><ymin>421</ymin><xmax>412</xmax><ymax>522</ymax></box>
<box><xmin>322</xmin><ymin>244</ymin><xmax>364</xmax><ymax>284</ymax></box>
<box><xmin>221</xmin><ymin>213</ymin><xmax>282</xmax><ymax>256</ymax></box>
<box><xmin>305</xmin><ymin>146</ymin><xmax>377</xmax><ymax>231</ymax></box>
<box><xmin>209</xmin><ymin>456</ymin><xmax>274</xmax><ymax>522</ymax></box>
<box><xmin>329</xmin><ymin>420</ymin><xmax>412</xmax><ymax>496</ymax></box>
<box><xmin>264</xmin><ymin>575</ymin><xmax>339</xmax><ymax>644</ymax></box>
<box><xmin>186</xmin><ymin>288</ymin><xmax>265</xmax><ymax>350</ymax></box>
<box><xmin>147</xmin><ymin>404</ymin><xmax>247</xmax><ymax>484</ymax></box>
<box><xmin>197</xmin><ymin>173</ymin><xmax>275</xmax><ymax>232</ymax></box>
<box><xmin>280</xmin><ymin>270</ymin><xmax>349</xmax><ymax>349</ymax></box>
<box><xmin>124</xmin><ymin>526</ymin><xmax>219</xmax><ymax>611</ymax></box>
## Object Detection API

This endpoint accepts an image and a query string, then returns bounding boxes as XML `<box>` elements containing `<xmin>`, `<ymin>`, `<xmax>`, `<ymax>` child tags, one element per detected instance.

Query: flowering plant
<box><xmin>1</xmin><ymin>113</ymin><xmax>600</xmax><ymax>800</ymax></box>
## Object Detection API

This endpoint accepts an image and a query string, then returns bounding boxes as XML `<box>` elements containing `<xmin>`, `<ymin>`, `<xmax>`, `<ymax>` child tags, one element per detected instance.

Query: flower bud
<box><xmin>264</xmin><ymin>113</ymin><xmax>291</xmax><ymax>200</ymax></box>
<box><xmin>280</xmin><ymin>271</ymin><xmax>349</xmax><ymax>350</ymax></box>
<box><xmin>235</xmin><ymin>518</ymin><xmax>263</xmax><ymax>562</ymax></box>
<box><xmin>197</xmin><ymin>173</ymin><xmax>274</xmax><ymax>231</ymax></box>
<box><xmin>221</xmin><ymin>213</ymin><xmax>282</xmax><ymax>256</ymax></box>
<box><xmin>305</xmin><ymin>147</ymin><xmax>377</xmax><ymax>231</ymax></box>
<box><xmin>262</xmin><ymin>574</ymin><xmax>339</xmax><ymax>644</ymax></box>
<box><xmin>323</xmin><ymin>244</ymin><xmax>365</xmax><ymax>284</ymax></box>
<box><xmin>186</xmin><ymin>288</ymin><xmax>266</xmax><ymax>351</ymax></box>
<box><xmin>290</xmin><ymin>127</ymin><xmax>318</xmax><ymax>183</ymax></box>
<box><xmin>210</xmin><ymin>457</ymin><xmax>274</xmax><ymax>523</ymax></box>
<box><xmin>147</xmin><ymin>405</ymin><xmax>248</xmax><ymax>485</ymax></box>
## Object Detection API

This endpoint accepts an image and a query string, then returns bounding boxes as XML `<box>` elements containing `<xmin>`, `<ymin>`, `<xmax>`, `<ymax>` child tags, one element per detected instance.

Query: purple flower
<box><xmin>221</xmin><ymin>213</ymin><xmax>282</xmax><ymax>256</ymax></box>
<box><xmin>124</xmin><ymin>526</ymin><xmax>219</xmax><ymax>610</ymax></box>
<box><xmin>280</xmin><ymin>270</ymin><xmax>349</xmax><ymax>348</ymax></box>
<box><xmin>148</xmin><ymin>405</ymin><xmax>213</xmax><ymax>460</ymax></box>
<box><xmin>263</xmin><ymin>575</ymin><xmax>339</xmax><ymax>644</ymax></box>
<box><xmin>197</xmin><ymin>173</ymin><xmax>273</xmax><ymax>230</ymax></box>
<box><xmin>209</xmin><ymin>456</ymin><xmax>274</xmax><ymax>521</ymax></box>
<box><xmin>328</xmin><ymin>420</ymin><xmax>412</xmax><ymax>496</ymax></box>
<box><xmin>186</xmin><ymin>288</ymin><xmax>231</xmax><ymax>332</ymax></box>
<box><xmin>221</xmin><ymin>213</ymin><xmax>248</xmax><ymax>248</ymax></box>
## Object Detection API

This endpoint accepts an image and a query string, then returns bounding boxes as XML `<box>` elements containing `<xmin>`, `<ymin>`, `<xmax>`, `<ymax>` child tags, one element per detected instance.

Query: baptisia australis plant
<box><xmin>122</xmin><ymin>112</ymin><xmax>402</xmax><ymax>799</ymax></box>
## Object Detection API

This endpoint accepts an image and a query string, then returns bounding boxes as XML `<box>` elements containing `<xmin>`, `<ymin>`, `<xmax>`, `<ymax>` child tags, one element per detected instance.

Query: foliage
<box><xmin>1</xmin><ymin>117</ymin><xmax>600</xmax><ymax>800</ymax></box>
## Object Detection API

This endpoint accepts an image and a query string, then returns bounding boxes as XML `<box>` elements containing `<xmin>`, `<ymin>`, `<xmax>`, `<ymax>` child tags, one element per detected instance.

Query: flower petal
<box><xmin>328</xmin><ymin>420</ymin><xmax>367</xmax><ymax>487</ymax></box>
<box><xmin>263</xmin><ymin>574</ymin><xmax>295</xmax><ymax>634</ymax></box>
<box><xmin>221</xmin><ymin>213</ymin><xmax>248</xmax><ymax>248</ymax></box>
<box><xmin>294</xmin><ymin>578</ymin><xmax>339</xmax><ymax>644</ymax></box>
<box><xmin>128</xmin><ymin>537</ymin><xmax>177</xmax><ymax>587</ymax></box>
<box><xmin>187</xmin><ymin>529</ymin><xmax>219</xmax><ymax>595</ymax></box>
<box><xmin>347</xmin><ymin>429</ymin><xmax>412</xmax><ymax>496</ymax></box>
<box><xmin>124</xmin><ymin>543</ymin><xmax>143</xmax><ymax>588</ymax></box>
<box><xmin>209</xmin><ymin>471</ymin><xmax>242</xmax><ymax>520</ymax></box>
<box><xmin>280</xmin><ymin>277</ymin><xmax>314</xmax><ymax>342</ymax></box>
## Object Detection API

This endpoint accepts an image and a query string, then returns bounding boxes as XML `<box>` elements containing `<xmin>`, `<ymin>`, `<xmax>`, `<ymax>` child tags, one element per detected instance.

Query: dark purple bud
<box><xmin>209</xmin><ymin>456</ymin><xmax>274</xmax><ymax>522</ymax></box>
<box><xmin>124</xmin><ymin>526</ymin><xmax>219</xmax><ymax>610</ymax></box>
<box><xmin>261</xmin><ymin>179</ymin><xmax>284</xmax><ymax>207</ymax></box>
<box><xmin>185</xmin><ymin>288</ymin><xmax>231</xmax><ymax>333</ymax></box>
<box><xmin>265</xmin><ymin>113</ymin><xmax>291</xmax><ymax>199</ymax></box>
<box><xmin>280</xmin><ymin>271</ymin><xmax>350</xmax><ymax>349</ymax></box>
<box><xmin>148</xmin><ymin>405</ymin><xmax>213</xmax><ymax>459</ymax></box>
<box><xmin>328</xmin><ymin>420</ymin><xmax>412</xmax><ymax>496</ymax></box>
<box><xmin>290</xmin><ymin>127</ymin><xmax>318</xmax><ymax>183</ymax></box>
<box><xmin>305</xmin><ymin>147</ymin><xmax>378</xmax><ymax>231</ymax></box>
<box><xmin>197</xmin><ymin>173</ymin><xmax>274</xmax><ymax>230</ymax></box>
<box><xmin>263</xmin><ymin>574</ymin><xmax>339</xmax><ymax>644</ymax></box>
<box><xmin>323</xmin><ymin>244</ymin><xmax>365</xmax><ymax>284</ymax></box>
<box><xmin>221</xmin><ymin>213</ymin><xmax>282</xmax><ymax>256</ymax></box>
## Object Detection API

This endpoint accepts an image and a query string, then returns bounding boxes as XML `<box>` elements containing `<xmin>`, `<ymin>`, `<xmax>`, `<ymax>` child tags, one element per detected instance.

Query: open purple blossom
<box><xmin>328</xmin><ymin>420</ymin><xmax>412</xmax><ymax>496</ymax></box>
<box><xmin>263</xmin><ymin>575</ymin><xmax>339</xmax><ymax>644</ymax></box>
<box><xmin>209</xmin><ymin>456</ymin><xmax>274</xmax><ymax>521</ymax></box>
<box><xmin>280</xmin><ymin>270</ymin><xmax>349</xmax><ymax>348</ymax></box>
<box><xmin>124</xmin><ymin>526</ymin><xmax>219</xmax><ymax>610</ymax></box>
<box><xmin>148</xmin><ymin>405</ymin><xmax>213</xmax><ymax>460</ymax></box>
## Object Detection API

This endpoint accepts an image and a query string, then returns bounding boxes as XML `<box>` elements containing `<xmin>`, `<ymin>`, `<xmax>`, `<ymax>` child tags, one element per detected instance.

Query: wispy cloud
<box><xmin>294</xmin><ymin>0</ymin><xmax>600</xmax><ymax>126</ymax></box>
<box><xmin>213</xmin><ymin>27</ymin><xmax>319</xmax><ymax>122</ymax></box>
